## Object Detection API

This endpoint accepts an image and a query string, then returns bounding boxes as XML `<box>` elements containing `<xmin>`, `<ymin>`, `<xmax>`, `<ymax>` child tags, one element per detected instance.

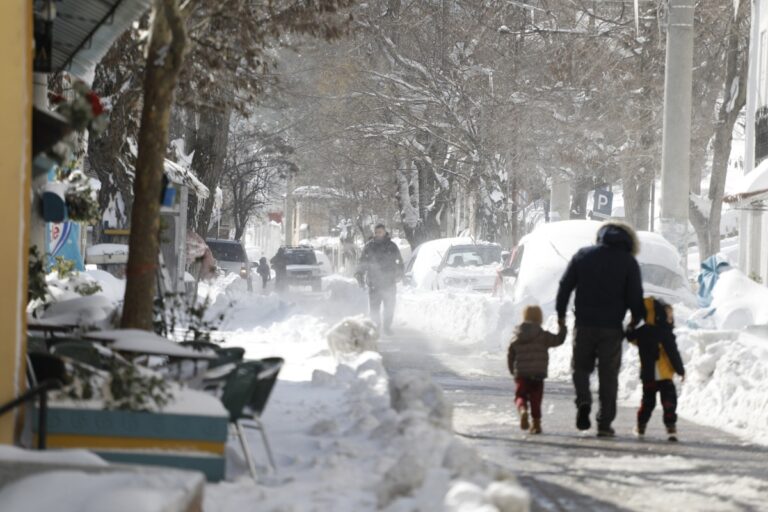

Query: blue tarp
<box><xmin>697</xmin><ymin>254</ymin><xmax>731</xmax><ymax>308</ymax></box>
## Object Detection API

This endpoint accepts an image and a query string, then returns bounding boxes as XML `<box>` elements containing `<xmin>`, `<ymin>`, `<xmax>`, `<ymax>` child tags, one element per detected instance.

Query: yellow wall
<box><xmin>0</xmin><ymin>1</ymin><xmax>31</xmax><ymax>444</ymax></box>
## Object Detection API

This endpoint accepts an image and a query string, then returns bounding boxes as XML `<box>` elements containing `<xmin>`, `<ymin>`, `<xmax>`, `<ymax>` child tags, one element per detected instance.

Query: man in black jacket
<box><xmin>556</xmin><ymin>221</ymin><xmax>645</xmax><ymax>437</ymax></box>
<box><xmin>356</xmin><ymin>224</ymin><xmax>404</xmax><ymax>335</ymax></box>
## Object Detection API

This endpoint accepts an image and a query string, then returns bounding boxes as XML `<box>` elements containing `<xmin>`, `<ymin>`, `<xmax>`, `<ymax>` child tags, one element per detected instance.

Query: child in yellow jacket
<box><xmin>627</xmin><ymin>297</ymin><xmax>686</xmax><ymax>441</ymax></box>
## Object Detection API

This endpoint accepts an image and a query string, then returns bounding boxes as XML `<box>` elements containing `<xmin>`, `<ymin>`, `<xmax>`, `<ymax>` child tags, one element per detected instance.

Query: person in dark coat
<box><xmin>270</xmin><ymin>248</ymin><xmax>288</xmax><ymax>292</ymax></box>
<box><xmin>355</xmin><ymin>223</ymin><xmax>404</xmax><ymax>335</ymax></box>
<box><xmin>507</xmin><ymin>305</ymin><xmax>567</xmax><ymax>434</ymax></box>
<box><xmin>556</xmin><ymin>221</ymin><xmax>645</xmax><ymax>437</ymax></box>
<box><xmin>627</xmin><ymin>297</ymin><xmax>685</xmax><ymax>441</ymax></box>
<box><xmin>256</xmin><ymin>256</ymin><xmax>271</xmax><ymax>290</ymax></box>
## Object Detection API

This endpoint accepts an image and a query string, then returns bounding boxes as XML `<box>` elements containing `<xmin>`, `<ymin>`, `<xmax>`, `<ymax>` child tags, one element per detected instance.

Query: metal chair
<box><xmin>51</xmin><ymin>341</ymin><xmax>107</xmax><ymax>370</ymax></box>
<box><xmin>220</xmin><ymin>358</ymin><xmax>283</xmax><ymax>479</ymax></box>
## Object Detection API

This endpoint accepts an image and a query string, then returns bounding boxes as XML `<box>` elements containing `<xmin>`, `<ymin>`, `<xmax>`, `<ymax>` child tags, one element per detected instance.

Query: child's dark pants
<box><xmin>515</xmin><ymin>377</ymin><xmax>544</xmax><ymax>419</ymax></box>
<box><xmin>638</xmin><ymin>379</ymin><xmax>677</xmax><ymax>427</ymax></box>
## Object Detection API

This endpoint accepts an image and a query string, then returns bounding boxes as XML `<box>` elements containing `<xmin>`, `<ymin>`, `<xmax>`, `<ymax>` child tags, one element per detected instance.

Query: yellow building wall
<box><xmin>0</xmin><ymin>1</ymin><xmax>31</xmax><ymax>444</ymax></box>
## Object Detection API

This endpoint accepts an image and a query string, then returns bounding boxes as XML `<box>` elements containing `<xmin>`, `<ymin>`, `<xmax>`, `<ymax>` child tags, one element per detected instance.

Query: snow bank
<box><xmin>617</xmin><ymin>328</ymin><xmax>768</xmax><ymax>445</ymax></box>
<box><xmin>397</xmin><ymin>288</ymin><xmax>515</xmax><ymax>349</ymax></box>
<box><xmin>207</xmin><ymin>313</ymin><xmax>528</xmax><ymax>511</ymax></box>
<box><xmin>0</xmin><ymin>469</ymin><xmax>203</xmax><ymax>512</ymax></box>
<box><xmin>709</xmin><ymin>269</ymin><xmax>768</xmax><ymax>329</ymax></box>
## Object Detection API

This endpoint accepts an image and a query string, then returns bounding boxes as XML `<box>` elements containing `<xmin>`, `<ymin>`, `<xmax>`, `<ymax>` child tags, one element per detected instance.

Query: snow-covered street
<box><xmin>200</xmin><ymin>278</ymin><xmax>768</xmax><ymax>511</ymax></box>
<box><xmin>382</xmin><ymin>329</ymin><xmax>768</xmax><ymax>511</ymax></box>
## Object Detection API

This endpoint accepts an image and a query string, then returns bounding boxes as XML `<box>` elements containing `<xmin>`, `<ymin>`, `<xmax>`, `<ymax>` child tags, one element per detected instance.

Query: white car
<box><xmin>315</xmin><ymin>250</ymin><xmax>333</xmax><ymax>277</ymax></box>
<box><xmin>405</xmin><ymin>237</ymin><xmax>503</xmax><ymax>292</ymax></box>
<box><xmin>502</xmin><ymin>220</ymin><xmax>696</xmax><ymax>314</ymax></box>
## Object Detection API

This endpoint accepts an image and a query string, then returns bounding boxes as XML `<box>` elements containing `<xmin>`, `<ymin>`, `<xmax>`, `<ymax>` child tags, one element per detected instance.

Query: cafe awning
<box><xmin>36</xmin><ymin>0</ymin><xmax>152</xmax><ymax>81</ymax></box>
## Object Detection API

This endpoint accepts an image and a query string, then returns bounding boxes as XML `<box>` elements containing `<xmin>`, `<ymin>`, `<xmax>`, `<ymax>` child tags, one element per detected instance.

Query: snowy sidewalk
<box><xmin>203</xmin><ymin>289</ymin><xmax>528</xmax><ymax>512</ymax></box>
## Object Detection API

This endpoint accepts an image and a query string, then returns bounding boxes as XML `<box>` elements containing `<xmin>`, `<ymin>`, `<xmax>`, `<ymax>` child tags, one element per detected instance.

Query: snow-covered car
<box><xmin>315</xmin><ymin>250</ymin><xmax>333</xmax><ymax>277</ymax></box>
<box><xmin>284</xmin><ymin>246</ymin><xmax>323</xmax><ymax>291</ymax></box>
<box><xmin>404</xmin><ymin>237</ymin><xmax>503</xmax><ymax>292</ymax></box>
<box><xmin>206</xmin><ymin>239</ymin><xmax>251</xmax><ymax>280</ymax></box>
<box><xmin>502</xmin><ymin>220</ymin><xmax>696</xmax><ymax>314</ymax></box>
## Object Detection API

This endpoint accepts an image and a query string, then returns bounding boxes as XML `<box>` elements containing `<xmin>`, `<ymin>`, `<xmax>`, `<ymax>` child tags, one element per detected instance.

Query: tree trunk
<box><xmin>692</xmin><ymin>3</ymin><xmax>748</xmax><ymax>261</ymax></box>
<box><xmin>187</xmin><ymin>104</ymin><xmax>231</xmax><ymax>236</ymax></box>
<box><xmin>121</xmin><ymin>0</ymin><xmax>186</xmax><ymax>330</ymax></box>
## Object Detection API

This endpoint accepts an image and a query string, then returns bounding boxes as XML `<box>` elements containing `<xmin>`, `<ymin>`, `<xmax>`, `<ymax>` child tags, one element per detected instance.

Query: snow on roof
<box><xmin>164</xmin><ymin>159</ymin><xmax>210</xmax><ymax>199</ymax></box>
<box><xmin>292</xmin><ymin>186</ymin><xmax>341</xmax><ymax>200</ymax></box>
<box><xmin>49</xmin><ymin>0</ymin><xmax>153</xmax><ymax>82</ymax></box>
<box><xmin>724</xmin><ymin>158</ymin><xmax>768</xmax><ymax>204</ymax></box>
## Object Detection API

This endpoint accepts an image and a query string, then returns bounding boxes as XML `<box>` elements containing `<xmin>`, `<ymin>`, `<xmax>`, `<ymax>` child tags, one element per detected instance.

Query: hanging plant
<box><xmin>48</xmin><ymin>80</ymin><xmax>109</xmax><ymax>164</ymax></box>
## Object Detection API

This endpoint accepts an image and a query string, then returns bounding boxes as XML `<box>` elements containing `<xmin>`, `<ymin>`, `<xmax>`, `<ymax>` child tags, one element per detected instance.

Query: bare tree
<box><xmin>223</xmin><ymin>125</ymin><xmax>296</xmax><ymax>240</ymax></box>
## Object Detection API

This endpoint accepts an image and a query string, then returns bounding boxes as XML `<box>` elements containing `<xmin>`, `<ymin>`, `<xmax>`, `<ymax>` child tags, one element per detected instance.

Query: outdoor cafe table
<box><xmin>83</xmin><ymin>329</ymin><xmax>218</xmax><ymax>361</ymax></box>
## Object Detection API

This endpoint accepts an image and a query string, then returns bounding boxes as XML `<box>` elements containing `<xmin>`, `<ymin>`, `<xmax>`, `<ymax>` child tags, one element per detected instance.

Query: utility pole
<box><xmin>659</xmin><ymin>0</ymin><xmax>695</xmax><ymax>272</ymax></box>
<box><xmin>740</xmin><ymin>0</ymin><xmax>760</xmax><ymax>272</ymax></box>
<box><xmin>284</xmin><ymin>170</ymin><xmax>295</xmax><ymax>246</ymax></box>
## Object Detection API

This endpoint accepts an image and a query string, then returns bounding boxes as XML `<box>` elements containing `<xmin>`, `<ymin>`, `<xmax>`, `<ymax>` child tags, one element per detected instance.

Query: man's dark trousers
<box><xmin>572</xmin><ymin>326</ymin><xmax>624</xmax><ymax>428</ymax></box>
<box><xmin>369</xmin><ymin>284</ymin><xmax>396</xmax><ymax>330</ymax></box>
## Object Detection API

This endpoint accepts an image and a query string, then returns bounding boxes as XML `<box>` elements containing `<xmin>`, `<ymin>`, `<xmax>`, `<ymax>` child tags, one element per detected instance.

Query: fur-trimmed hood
<box><xmin>596</xmin><ymin>221</ymin><xmax>640</xmax><ymax>256</ymax></box>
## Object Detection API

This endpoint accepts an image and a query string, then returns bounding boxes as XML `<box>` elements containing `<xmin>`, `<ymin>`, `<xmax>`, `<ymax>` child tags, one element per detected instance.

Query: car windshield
<box><xmin>640</xmin><ymin>263</ymin><xmax>686</xmax><ymax>290</ymax></box>
<box><xmin>207</xmin><ymin>241</ymin><xmax>246</xmax><ymax>262</ymax></box>
<box><xmin>286</xmin><ymin>250</ymin><xmax>317</xmax><ymax>265</ymax></box>
<box><xmin>445</xmin><ymin>245</ymin><xmax>502</xmax><ymax>267</ymax></box>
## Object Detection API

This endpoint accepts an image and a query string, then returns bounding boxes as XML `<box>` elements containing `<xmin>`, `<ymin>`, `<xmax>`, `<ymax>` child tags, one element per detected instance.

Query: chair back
<box><xmin>180</xmin><ymin>341</ymin><xmax>220</xmax><ymax>352</ymax></box>
<box><xmin>52</xmin><ymin>341</ymin><xmax>105</xmax><ymax>369</ymax></box>
<box><xmin>27</xmin><ymin>336</ymin><xmax>49</xmax><ymax>354</ymax></box>
<box><xmin>220</xmin><ymin>361</ymin><xmax>261</xmax><ymax>422</ymax></box>
<box><xmin>249</xmin><ymin>357</ymin><xmax>283</xmax><ymax>417</ymax></box>
<box><xmin>209</xmin><ymin>347</ymin><xmax>245</xmax><ymax>369</ymax></box>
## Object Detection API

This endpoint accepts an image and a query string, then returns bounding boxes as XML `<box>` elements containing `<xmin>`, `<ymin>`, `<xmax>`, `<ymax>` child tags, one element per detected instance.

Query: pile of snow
<box><xmin>397</xmin><ymin>288</ymin><xmax>515</xmax><ymax>349</ymax></box>
<box><xmin>709</xmin><ymin>269</ymin><xmax>768</xmax><ymax>329</ymax></box>
<box><xmin>208</xmin><ymin>312</ymin><xmax>528</xmax><ymax>511</ymax></box>
<box><xmin>0</xmin><ymin>468</ymin><xmax>203</xmax><ymax>512</ymax></box>
<box><xmin>326</xmin><ymin>315</ymin><xmax>379</xmax><ymax>359</ymax></box>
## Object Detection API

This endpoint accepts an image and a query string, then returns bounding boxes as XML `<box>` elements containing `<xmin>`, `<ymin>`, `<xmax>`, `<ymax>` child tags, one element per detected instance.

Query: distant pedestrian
<box><xmin>271</xmin><ymin>248</ymin><xmax>288</xmax><ymax>292</ymax></box>
<box><xmin>256</xmin><ymin>256</ymin><xmax>271</xmax><ymax>290</ymax></box>
<box><xmin>556</xmin><ymin>221</ymin><xmax>645</xmax><ymax>437</ymax></box>
<box><xmin>355</xmin><ymin>223</ymin><xmax>404</xmax><ymax>336</ymax></box>
<box><xmin>507</xmin><ymin>305</ymin><xmax>567</xmax><ymax>434</ymax></box>
<box><xmin>627</xmin><ymin>298</ymin><xmax>685</xmax><ymax>442</ymax></box>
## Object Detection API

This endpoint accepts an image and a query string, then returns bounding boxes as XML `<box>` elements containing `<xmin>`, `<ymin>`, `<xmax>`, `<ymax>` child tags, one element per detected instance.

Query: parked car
<box><xmin>404</xmin><ymin>237</ymin><xmax>503</xmax><ymax>292</ymax></box>
<box><xmin>283</xmin><ymin>246</ymin><xmax>324</xmax><ymax>291</ymax></box>
<box><xmin>501</xmin><ymin>220</ymin><xmax>696</xmax><ymax>314</ymax></box>
<box><xmin>206</xmin><ymin>239</ymin><xmax>251</xmax><ymax>281</ymax></box>
<box><xmin>314</xmin><ymin>250</ymin><xmax>333</xmax><ymax>278</ymax></box>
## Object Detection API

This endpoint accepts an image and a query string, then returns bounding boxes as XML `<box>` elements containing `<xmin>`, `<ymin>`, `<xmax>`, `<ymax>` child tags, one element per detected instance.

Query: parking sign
<box><xmin>592</xmin><ymin>188</ymin><xmax>613</xmax><ymax>220</ymax></box>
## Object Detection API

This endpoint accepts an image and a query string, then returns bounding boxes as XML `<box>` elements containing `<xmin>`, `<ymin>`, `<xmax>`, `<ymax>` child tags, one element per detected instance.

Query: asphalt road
<box><xmin>381</xmin><ymin>328</ymin><xmax>768</xmax><ymax>512</ymax></box>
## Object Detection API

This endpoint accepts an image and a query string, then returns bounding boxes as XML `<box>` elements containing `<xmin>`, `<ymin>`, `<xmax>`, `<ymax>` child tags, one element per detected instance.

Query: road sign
<box><xmin>592</xmin><ymin>188</ymin><xmax>613</xmax><ymax>220</ymax></box>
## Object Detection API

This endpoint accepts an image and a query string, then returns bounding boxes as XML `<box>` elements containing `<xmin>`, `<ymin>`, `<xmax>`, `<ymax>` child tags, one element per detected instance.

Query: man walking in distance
<box><xmin>356</xmin><ymin>224</ymin><xmax>404</xmax><ymax>336</ymax></box>
<box><xmin>556</xmin><ymin>221</ymin><xmax>645</xmax><ymax>437</ymax></box>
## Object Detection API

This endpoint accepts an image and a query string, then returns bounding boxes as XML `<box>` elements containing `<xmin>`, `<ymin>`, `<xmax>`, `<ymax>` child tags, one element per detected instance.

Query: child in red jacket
<box><xmin>627</xmin><ymin>297</ymin><xmax>686</xmax><ymax>441</ymax></box>
<box><xmin>507</xmin><ymin>305</ymin><xmax>567</xmax><ymax>434</ymax></box>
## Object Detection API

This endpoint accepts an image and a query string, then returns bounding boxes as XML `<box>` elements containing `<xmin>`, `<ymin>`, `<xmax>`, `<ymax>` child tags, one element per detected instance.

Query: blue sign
<box><xmin>46</xmin><ymin>221</ymin><xmax>85</xmax><ymax>271</ymax></box>
<box><xmin>45</xmin><ymin>168</ymin><xmax>84</xmax><ymax>271</ymax></box>
<box><xmin>592</xmin><ymin>188</ymin><xmax>614</xmax><ymax>219</ymax></box>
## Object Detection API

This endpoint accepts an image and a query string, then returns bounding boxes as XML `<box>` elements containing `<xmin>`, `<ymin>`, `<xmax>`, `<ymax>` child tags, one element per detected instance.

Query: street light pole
<box><xmin>659</xmin><ymin>0</ymin><xmax>695</xmax><ymax>272</ymax></box>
